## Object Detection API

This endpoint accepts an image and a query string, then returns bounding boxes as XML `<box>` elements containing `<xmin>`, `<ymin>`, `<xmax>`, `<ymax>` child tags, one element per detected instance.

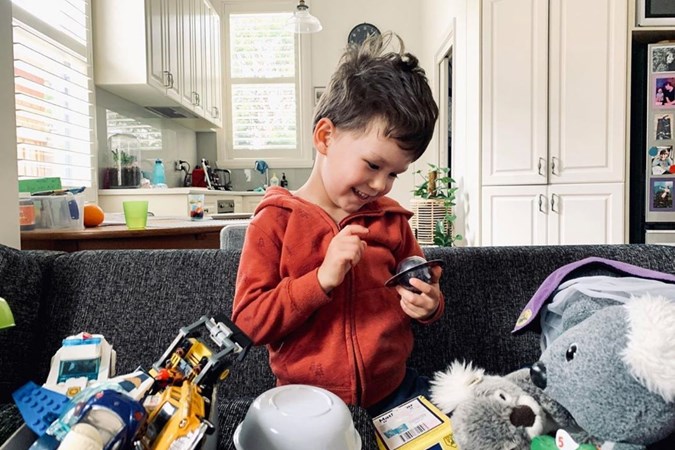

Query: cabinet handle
<box><xmin>538</xmin><ymin>157</ymin><xmax>545</xmax><ymax>177</ymax></box>
<box><xmin>551</xmin><ymin>193</ymin><xmax>559</xmax><ymax>213</ymax></box>
<box><xmin>192</xmin><ymin>92</ymin><xmax>201</xmax><ymax>106</ymax></box>
<box><xmin>212</xmin><ymin>106</ymin><xmax>219</xmax><ymax>118</ymax></box>
<box><xmin>163</xmin><ymin>70</ymin><xmax>171</xmax><ymax>88</ymax></box>
<box><xmin>167</xmin><ymin>72</ymin><xmax>174</xmax><ymax>89</ymax></box>
<box><xmin>551</xmin><ymin>156</ymin><xmax>559</xmax><ymax>176</ymax></box>
<box><xmin>539</xmin><ymin>194</ymin><xmax>546</xmax><ymax>213</ymax></box>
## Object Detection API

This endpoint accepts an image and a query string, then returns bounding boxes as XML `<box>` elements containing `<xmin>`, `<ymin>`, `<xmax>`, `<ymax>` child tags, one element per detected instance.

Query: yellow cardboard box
<box><xmin>372</xmin><ymin>396</ymin><xmax>458</xmax><ymax>450</ymax></box>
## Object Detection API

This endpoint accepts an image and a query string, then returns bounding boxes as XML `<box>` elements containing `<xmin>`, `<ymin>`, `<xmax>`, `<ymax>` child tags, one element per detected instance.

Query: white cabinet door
<box><xmin>481</xmin><ymin>185</ymin><xmax>548</xmax><ymax>246</ymax></box>
<box><xmin>547</xmin><ymin>183</ymin><xmax>624</xmax><ymax>245</ymax></box>
<box><xmin>147</xmin><ymin>0</ymin><xmax>165</xmax><ymax>92</ymax></box>
<box><xmin>481</xmin><ymin>0</ymin><xmax>549</xmax><ymax>186</ymax></box>
<box><xmin>206</xmin><ymin>6</ymin><xmax>222</xmax><ymax>127</ymax></box>
<box><xmin>548</xmin><ymin>0</ymin><xmax>627</xmax><ymax>184</ymax></box>
<box><xmin>180</xmin><ymin>0</ymin><xmax>195</xmax><ymax>107</ymax></box>
<box><xmin>482</xmin><ymin>183</ymin><xmax>624</xmax><ymax>246</ymax></box>
<box><xmin>165</xmin><ymin>0</ymin><xmax>182</xmax><ymax>103</ymax></box>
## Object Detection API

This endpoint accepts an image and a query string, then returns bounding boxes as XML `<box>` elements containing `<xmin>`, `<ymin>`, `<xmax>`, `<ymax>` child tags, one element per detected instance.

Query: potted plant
<box><xmin>410</xmin><ymin>164</ymin><xmax>462</xmax><ymax>246</ymax></box>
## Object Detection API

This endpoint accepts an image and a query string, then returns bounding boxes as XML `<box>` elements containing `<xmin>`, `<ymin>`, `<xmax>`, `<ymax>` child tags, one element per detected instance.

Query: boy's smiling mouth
<box><xmin>353</xmin><ymin>188</ymin><xmax>372</xmax><ymax>201</ymax></box>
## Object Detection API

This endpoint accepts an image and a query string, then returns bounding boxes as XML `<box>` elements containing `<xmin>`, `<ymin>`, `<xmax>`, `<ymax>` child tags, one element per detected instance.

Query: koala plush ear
<box><xmin>430</xmin><ymin>360</ymin><xmax>485</xmax><ymax>414</ymax></box>
<box><xmin>622</xmin><ymin>294</ymin><xmax>675</xmax><ymax>403</ymax></box>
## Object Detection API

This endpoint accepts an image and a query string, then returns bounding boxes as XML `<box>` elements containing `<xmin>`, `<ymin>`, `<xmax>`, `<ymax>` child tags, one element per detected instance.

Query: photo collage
<box><xmin>649</xmin><ymin>45</ymin><xmax>675</xmax><ymax>211</ymax></box>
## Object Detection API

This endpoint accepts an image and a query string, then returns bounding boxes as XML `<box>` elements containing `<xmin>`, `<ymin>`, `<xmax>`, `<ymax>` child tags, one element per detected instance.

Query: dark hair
<box><xmin>313</xmin><ymin>32</ymin><xmax>439</xmax><ymax>161</ymax></box>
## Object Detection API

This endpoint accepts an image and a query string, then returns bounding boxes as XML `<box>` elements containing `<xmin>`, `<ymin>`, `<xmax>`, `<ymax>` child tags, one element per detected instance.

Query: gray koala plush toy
<box><xmin>429</xmin><ymin>360</ymin><xmax>579</xmax><ymax>450</ymax></box>
<box><xmin>530</xmin><ymin>293</ymin><xmax>675</xmax><ymax>449</ymax></box>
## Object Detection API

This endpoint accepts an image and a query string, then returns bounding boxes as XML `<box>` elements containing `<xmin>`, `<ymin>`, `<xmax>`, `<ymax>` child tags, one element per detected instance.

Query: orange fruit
<box><xmin>83</xmin><ymin>204</ymin><xmax>105</xmax><ymax>227</ymax></box>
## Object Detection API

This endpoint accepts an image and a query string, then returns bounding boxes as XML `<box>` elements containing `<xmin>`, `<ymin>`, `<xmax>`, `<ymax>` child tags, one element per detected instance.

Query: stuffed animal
<box><xmin>429</xmin><ymin>360</ymin><xmax>579</xmax><ymax>450</ymax></box>
<box><xmin>530</xmin><ymin>293</ymin><xmax>675</xmax><ymax>449</ymax></box>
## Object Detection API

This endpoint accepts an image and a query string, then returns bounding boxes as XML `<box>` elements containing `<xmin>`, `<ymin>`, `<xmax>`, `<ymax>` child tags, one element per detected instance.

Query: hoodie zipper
<box><xmin>335</xmin><ymin>221</ymin><xmax>362</xmax><ymax>406</ymax></box>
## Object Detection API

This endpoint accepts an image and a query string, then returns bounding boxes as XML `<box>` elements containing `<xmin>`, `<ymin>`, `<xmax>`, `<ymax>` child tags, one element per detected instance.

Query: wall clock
<box><xmin>347</xmin><ymin>23</ymin><xmax>380</xmax><ymax>45</ymax></box>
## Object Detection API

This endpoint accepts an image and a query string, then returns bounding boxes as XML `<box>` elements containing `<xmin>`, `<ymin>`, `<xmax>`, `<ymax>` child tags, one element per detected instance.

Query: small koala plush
<box><xmin>429</xmin><ymin>360</ymin><xmax>579</xmax><ymax>450</ymax></box>
<box><xmin>530</xmin><ymin>293</ymin><xmax>675</xmax><ymax>449</ymax></box>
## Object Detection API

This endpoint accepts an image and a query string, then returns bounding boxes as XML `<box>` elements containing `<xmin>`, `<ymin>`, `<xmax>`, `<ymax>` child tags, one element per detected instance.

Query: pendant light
<box><xmin>285</xmin><ymin>0</ymin><xmax>322</xmax><ymax>34</ymax></box>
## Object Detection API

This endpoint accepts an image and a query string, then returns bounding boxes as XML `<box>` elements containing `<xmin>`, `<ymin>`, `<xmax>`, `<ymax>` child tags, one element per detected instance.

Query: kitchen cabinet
<box><xmin>93</xmin><ymin>0</ymin><xmax>222</xmax><ymax>131</ymax></box>
<box><xmin>479</xmin><ymin>0</ymin><xmax>628</xmax><ymax>245</ymax></box>
<box><xmin>481</xmin><ymin>183</ymin><xmax>624</xmax><ymax>246</ymax></box>
<box><xmin>481</xmin><ymin>0</ymin><xmax>627</xmax><ymax>186</ymax></box>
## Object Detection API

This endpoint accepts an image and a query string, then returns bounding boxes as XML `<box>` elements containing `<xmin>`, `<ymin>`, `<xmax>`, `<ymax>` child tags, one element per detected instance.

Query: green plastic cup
<box><xmin>123</xmin><ymin>200</ymin><xmax>148</xmax><ymax>229</ymax></box>
<box><xmin>0</xmin><ymin>297</ymin><xmax>15</xmax><ymax>330</ymax></box>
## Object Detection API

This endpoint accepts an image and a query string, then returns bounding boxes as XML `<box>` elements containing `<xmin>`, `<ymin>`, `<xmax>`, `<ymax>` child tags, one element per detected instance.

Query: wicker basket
<box><xmin>410</xmin><ymin>198</ymin><xmax>451</xmax><ymax>245</ymax></box>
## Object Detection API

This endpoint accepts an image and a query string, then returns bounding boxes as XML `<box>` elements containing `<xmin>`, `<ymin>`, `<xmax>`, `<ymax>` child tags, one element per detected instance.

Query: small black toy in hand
<box><xmin>385</xmin><ymin>256</ymin><xmax>444</xmax><ymax>293</ymax></box>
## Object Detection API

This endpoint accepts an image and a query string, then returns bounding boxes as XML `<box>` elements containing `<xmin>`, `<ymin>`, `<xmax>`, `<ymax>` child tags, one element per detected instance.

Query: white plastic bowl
<box><xmin>233</xmin><ymin>385</ymin><xmax>362</xmax><ymax>450</ymax></box>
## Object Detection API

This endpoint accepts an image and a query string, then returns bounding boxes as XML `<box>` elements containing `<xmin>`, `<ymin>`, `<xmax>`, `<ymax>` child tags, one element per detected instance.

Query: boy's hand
<box><xmin>318</xmin><ymin>225</ymin><xmax>369</xmax><ymax>294</ymax></box>
<box><xmin>396</xmin><ymin>265</ymin><xmax>442</xmax><ymax>320</ymax></box>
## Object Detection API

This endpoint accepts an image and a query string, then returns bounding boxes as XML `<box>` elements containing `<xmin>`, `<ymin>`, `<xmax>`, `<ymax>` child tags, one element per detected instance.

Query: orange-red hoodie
<box><xmin>231</xmin><ymin>187</ymin><xmax>444</xmax><ymax>407</ymax></box>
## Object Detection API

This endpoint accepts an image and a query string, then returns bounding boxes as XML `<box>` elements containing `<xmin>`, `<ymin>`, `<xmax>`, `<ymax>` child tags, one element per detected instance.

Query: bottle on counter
<box><xmin>269</xmin><ymin>172</ymin><xmax>280</xmax><ymax>187</ymax></box>
<box><xmin>280</xmin><ymin>172</ymin><xmax>289</xmax><ymax>188</ymax></box>
<box><xmin>153</xmin><ymin>159</ymin><xmax>167</xmax><ymax>187</ymax></box>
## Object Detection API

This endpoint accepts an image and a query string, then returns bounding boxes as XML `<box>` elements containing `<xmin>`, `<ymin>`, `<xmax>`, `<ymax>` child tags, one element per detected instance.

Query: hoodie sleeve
<box><xmin>231</xmin><ymin>215</ymin><xmax>332</xmax><ymax>345</ymax></box>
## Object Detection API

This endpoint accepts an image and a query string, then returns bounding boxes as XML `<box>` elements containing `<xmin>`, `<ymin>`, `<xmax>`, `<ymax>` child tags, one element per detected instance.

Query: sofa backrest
<box><xmin>0</xmin><ymin>246</ymin><xmax>60</xmax><ymax>403</ymax></box>
<box><xmin>7</xmin><ymin>243</ymin><xmax>675</xmax><ymax>405</ymax></box>
<box><xmin>411</xmin><ymin>244</ymin><xmax>675</xmax><ymax>378</ymax></box>
<box><xmin>33</xmin><ymin>249</ymin><xmax>275</xmax><ymax>400</ymax></box>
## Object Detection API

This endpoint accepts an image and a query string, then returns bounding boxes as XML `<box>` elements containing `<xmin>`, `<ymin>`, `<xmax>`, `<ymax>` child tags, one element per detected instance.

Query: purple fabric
<box><xmin>512</xmin><ymin>257</ymin><xmax>675</xmax><ymax>333</ymax></box>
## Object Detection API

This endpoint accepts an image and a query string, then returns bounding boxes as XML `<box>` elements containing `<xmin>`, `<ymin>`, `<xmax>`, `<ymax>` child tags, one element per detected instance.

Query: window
<box><xmin>221</xmin><ymin>1</ymin><xmax>313</xmax><ymax>168</ymax></box>
<box><xmin>11</xmin><ymin>0</ymin><xmax>94</xmax><ymax>187</ymax></box>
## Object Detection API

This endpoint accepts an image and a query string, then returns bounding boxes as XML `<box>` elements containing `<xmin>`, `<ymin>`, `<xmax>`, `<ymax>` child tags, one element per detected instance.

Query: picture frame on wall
<box><xmin>655</xmin><ymin>113</ymin><xmax>673</xmax><ymax>140</ymax></box>
<box><xmin>314</xmin><ymin>87</ymin><xmax>325</xmax><ymax>106</ymax></box>
<box><xmin>650</xmin><ymin>145</ymin><xmax>674</xmax><ymax>175</ymax></box>
<box><xmin>652</xmin><ymin>45</ymin><xmax>675</xmax><ymax>73</ymax></box>
<box><xmin>650</xmin><ymin>178</ymin><xmax>674</xmax><ymax>211</ymax></box>
<box><xmin>654</xmin><ymin>76</ymin><xmax>675</xmax><ymax>108</ymax></box>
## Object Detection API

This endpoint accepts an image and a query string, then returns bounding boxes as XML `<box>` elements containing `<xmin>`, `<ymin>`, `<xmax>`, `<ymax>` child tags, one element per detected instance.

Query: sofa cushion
<box><xmin>0</xmin><ymin>245</ymin><xmax>58</xmax><ymax>403</ymax></box>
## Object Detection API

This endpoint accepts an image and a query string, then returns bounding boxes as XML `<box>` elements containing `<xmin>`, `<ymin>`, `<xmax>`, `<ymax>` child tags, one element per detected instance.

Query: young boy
<box><xmin>232</xmin><ymin>32</ymin><xmax>442</xmax><ymax>416</ymax></box>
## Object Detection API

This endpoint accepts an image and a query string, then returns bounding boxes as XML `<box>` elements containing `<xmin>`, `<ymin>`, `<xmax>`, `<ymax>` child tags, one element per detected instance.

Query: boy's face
<box><xmin>317</xmin><ymin>119</ymin><xmax>413</xmax><ymax>215</ymax></box>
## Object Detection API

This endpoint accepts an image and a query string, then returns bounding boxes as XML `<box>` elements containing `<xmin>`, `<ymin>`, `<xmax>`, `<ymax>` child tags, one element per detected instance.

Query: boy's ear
<box><xmin>313</xmin><ymin>118</ymin><xmax>335</xmax><ymax>156</ymax></box>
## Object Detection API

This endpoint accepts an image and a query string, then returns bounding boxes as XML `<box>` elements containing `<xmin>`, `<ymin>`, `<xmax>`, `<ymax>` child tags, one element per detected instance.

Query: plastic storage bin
<box><xmin>31</xmin><ymin>193</ymin><xmax>85</xmax><ymax>230</ymax></box>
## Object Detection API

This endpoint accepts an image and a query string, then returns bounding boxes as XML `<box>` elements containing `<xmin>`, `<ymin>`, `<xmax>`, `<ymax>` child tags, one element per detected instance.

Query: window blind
<box><xmin>229</xmin><ymin>12</ymin><xmax>297</xmax><ymax>151</ymax></box>
<box><xmin>12</xmin><ymin>0</ymin><xmax>93</xmax><ymax>187</ymax></box>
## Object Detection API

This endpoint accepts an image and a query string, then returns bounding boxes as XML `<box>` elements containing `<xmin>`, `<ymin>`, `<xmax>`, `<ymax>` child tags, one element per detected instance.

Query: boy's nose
<box><xmin>368</xmin><ymin>175</ymin><xmax>389</xmax><ymax>193</ymax></box>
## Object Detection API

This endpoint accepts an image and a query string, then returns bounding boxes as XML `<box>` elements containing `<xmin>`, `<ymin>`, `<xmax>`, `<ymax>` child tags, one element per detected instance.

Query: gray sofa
<box><xmin>1</xmin><ymin>243</ymin><xmax>674</xmax><ymax>449</ymax></box>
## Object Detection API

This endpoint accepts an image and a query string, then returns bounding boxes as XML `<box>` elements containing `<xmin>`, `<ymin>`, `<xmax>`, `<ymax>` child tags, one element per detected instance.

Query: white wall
<box><xmin>418</xmin><ymin>0</ymin><xmax>482</xmax><ymax>246</ymax></box>
<box><xmin>0</xmin><ymin>0</ymin><xmax>20</xmax><ymax>249</ymax></box>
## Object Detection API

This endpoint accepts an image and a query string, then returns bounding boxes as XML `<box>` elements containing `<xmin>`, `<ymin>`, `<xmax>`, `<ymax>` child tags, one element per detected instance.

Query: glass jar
<box><xmin>101</xmin><ymin>133</ymin><xmax>142</xmax><ymax>189</ymax></box>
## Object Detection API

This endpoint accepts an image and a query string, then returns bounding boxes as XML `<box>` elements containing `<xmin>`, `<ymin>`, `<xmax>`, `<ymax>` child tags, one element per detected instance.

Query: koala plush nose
<box><xmin>530</xmin><ymin>362</ymin><xmax>547</xmax><ymax>389</ymax></box>
<box><xmin>510</xmin><ymin>405</ymin><xmax>535</xmax><ymax>428</ymax></box>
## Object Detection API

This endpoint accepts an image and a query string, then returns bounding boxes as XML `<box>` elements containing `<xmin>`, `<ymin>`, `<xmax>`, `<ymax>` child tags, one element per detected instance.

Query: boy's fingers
<box><xmin>341</xmin><ymin>224</ymin><xmax>369</xmax><ymax>237</ymax></box>
<box><xmin>430</xmin><ymin>266</ymin><xmax>442</xmax><ymax>283</ymax></box>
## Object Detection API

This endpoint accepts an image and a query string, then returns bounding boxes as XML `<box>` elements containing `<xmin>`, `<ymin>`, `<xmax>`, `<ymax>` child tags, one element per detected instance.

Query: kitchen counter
<box><xmin>21</xmin><ymin>215</ymin><xmax>251</xmax><ymax>252</ymax></box>
<box><xmin>98</xmin><ymin>188</ymin><xmax>265</xmax><ymax>196</ymax></box>
<box><xmin>98</xmin><ymin>188</ymin><xmax>264</xmax><ymax>216</ymax></box>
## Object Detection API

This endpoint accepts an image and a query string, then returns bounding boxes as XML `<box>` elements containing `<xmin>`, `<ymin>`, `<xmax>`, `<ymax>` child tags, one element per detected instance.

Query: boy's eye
<box><xmin>367</xmin><ymin>161</ymin><xmax>379</xmax><ymax>170</ymax></box>
<box><xmin>389</xmin><ymin>172</ymin><xmax>399</xmax><ymax>179</ymax></box>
